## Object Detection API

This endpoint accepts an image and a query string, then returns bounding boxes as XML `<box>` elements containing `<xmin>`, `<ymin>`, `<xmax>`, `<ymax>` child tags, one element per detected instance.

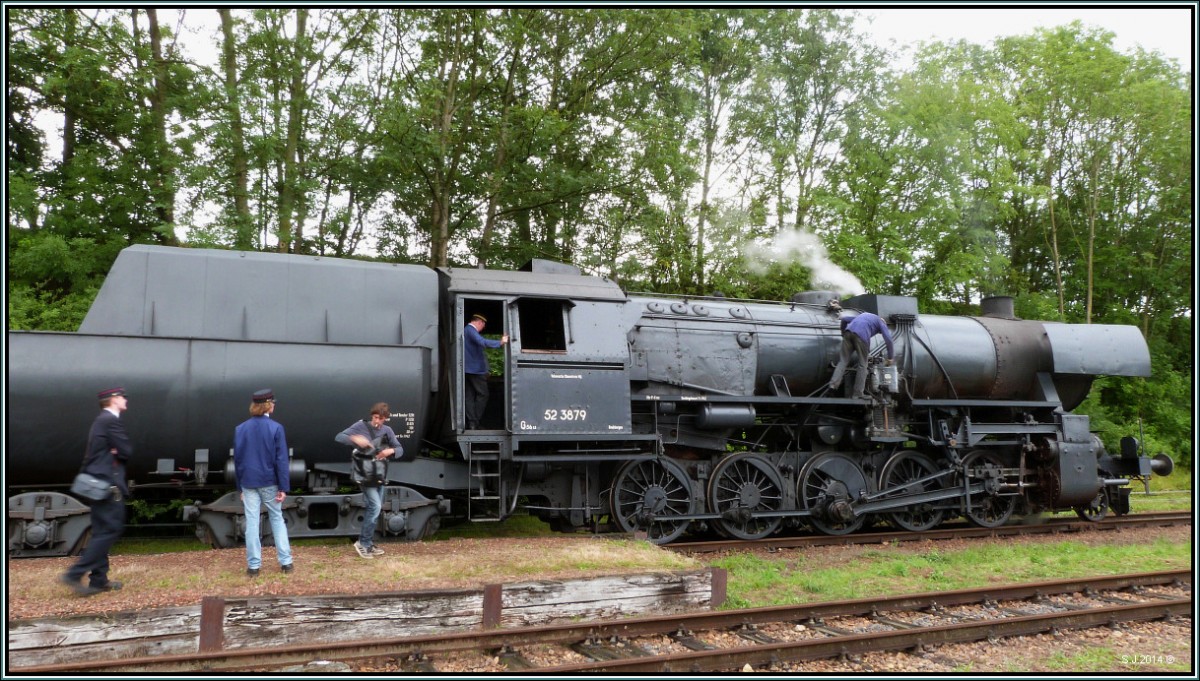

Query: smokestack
<box><xmin>981</xmin><ymin>296</ymin><xmax>1015</xmax><ymax>319</ymax></box>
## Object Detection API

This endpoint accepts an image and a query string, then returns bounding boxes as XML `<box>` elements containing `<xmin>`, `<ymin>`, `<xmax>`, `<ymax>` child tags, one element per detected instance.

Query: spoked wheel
<box><xmin>798</xmin><ymin>453</ymin><xmax>869</xmax><ymax>535</ymax></box>
<box><xmin>1074</xmin><ymin>489</ymin><xmax>1110</xmax><ymax>522</ymax></box>
<box><xmin>706</xmin><ymin>453</ymin><xmax>786</xmax><ymax>540</ymax></box>
<box><xmin>961</xmin><ymin>450</ymin><xmax>1016</xmax><ymax>528</ymax></box>
<box><xmin>878</xmin><ymin>451</ymin><xmax>946</xmax><ymax>532</ymax></box>
<box><xmin>610</xmin><ymin>458</ymin><xmax>694</xmax><ymax>544</ymax></box>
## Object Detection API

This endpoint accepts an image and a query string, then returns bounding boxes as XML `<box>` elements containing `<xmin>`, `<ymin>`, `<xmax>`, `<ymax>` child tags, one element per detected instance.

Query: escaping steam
<box><xmin>742</xmin><ymin>227</ymin><xmax>864</xmax><ymax>296</ymax></box>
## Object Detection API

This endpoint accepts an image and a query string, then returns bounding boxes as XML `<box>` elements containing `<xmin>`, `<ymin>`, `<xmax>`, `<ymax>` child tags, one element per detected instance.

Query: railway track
<box><xmin>667</xmin><ymin>511</ymin><xmax>1193</xmax><ymax>554</ymax></box>
<box><xmin>19</xmin><ymin>569</ymin><xmax>1190</xmax><ymax>674</ymax></box>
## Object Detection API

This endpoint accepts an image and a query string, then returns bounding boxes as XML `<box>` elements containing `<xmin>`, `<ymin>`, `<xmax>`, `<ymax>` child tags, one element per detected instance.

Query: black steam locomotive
<box><xmin>6</xmin><ymin>246</ymin><xmax>1172</xmax><ymax>556</ymax></box>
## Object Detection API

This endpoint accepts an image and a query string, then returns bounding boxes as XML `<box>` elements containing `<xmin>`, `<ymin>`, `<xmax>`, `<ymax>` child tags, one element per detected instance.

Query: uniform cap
<box><xmin>472</xmin><ymin>314</ymin><xmax>487</xmax><ymax>324</ymax></box>
<box><xmin>97</xmin><ymin>387</ymin><xmax>127</xmax><ymax>400</ymax></box>
<box><xmin>252</xmin><ymin>389</ymin><xmax>275</xmax><ymax>403</ymax></box>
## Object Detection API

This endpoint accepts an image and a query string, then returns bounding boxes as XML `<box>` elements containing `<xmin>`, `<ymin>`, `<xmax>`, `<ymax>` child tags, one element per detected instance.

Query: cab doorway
<box><xmin>460</xmin><ymin>298</ymin><xmax>507</xmax><ymax>431</ymax></box>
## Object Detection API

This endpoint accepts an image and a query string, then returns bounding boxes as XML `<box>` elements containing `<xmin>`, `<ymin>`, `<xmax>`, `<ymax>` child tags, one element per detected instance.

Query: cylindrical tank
<box><xmin>6</xmin><ymin>332</ymin><xmax>432</xmax><ymax>490</ymax></box>
<box><xmin>6</xmin><ymin>244</ymin><xmax>444</xmax><ymax>491</ymax></box>
<box><xmin>752</xmin><ymin>305</ymin><xmax>839</xmax><ymax>396</ymax></box>
<box><xmin>901</xmin><ymin>315</ymin><xmax>1052</xmax><ymax>400</ymax></box>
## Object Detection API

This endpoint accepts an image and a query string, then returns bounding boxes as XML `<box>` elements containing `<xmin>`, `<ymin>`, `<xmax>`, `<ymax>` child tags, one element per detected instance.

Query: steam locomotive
<box><xmin>7</xmin><ymin>245</ymin><xmax>1172</xmax><ymax>556</ymax></box>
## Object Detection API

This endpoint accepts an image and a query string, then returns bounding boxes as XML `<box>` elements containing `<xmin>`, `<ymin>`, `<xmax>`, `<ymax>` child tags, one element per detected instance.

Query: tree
<box><xmin>731</xmin><ymin>10</ymin><xmax>880</xmax><ymax>234</ymax></box>
<box><xmin>7</xmin><ymin>8</ymin><xmax>197</xmax><ymax>328</ymax></box>
<box><xmin>219</xmin><ymin>9</ymin><xmax>253</xmax><ymax>249</ymax></box>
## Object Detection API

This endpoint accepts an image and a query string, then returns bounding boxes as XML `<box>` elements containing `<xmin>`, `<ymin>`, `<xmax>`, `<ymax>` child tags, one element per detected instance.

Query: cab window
<box><xmin>517</xmin><ymin>298</ymin><xmax>567</xmax><ymax>352</ymax></box>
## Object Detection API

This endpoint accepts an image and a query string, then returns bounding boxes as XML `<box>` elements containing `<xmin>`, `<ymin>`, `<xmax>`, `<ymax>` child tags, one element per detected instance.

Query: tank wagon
<box><xmin>6</xmin><ymin>246</ymin><xmax>1172</xmax><ymax>556</ymax></box>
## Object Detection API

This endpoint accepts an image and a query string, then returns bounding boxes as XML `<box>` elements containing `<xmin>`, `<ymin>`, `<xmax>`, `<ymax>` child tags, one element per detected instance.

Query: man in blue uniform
<box><xmin>830</xmin><ymin>309</ymin><xmax>895</xmax><ymax>399</ymax></box>
<box><xmin>61</xmin><ymin>387</ymin><xmax>132</xmax><ymax>596</ymax></box>
<box><xmin>464</xmin><ymin>313</ymin><xmax>508</xmax><ymax>430</ymax></box>
<box><xmin>233</xmin><ymin>389</ymin><xmax>294</xmax><ymax>576</ymax></box>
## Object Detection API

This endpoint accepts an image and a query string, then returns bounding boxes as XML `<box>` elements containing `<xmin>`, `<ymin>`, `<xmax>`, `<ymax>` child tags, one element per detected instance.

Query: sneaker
<box><xmin>281</xmin><ymin>563</ymin><xmax>294</xmax><ymax>574</ymax></box>
<box><xmin>90</xmin><ymin>580</ymin><xmax>122</xmax><ymax>592</ymax></box>
<box><xmin>353</xmin><ymin>540</ymin><xmax>374</xmax><ymax>559</ymax></box>
<box><xmin>368</xmin><ymin>545</ymin><xmax>386</xmax><ymax>556</ymax></box>
<box><xmin>247</xmin><ymin>567</ymin><xmax>260</xmax><ymax>577</ymax></box>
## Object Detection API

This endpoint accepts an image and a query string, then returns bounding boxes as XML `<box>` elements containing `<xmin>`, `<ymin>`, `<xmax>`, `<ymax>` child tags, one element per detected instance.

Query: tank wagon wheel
<box><xmin>878</xmin><ymin>451</ymin><xmax>946</xmax><ymax>532</ymax></box>
<box><xmin>69</xmin><ymin>528</ymin><xmax>92</xmax><ymax>556</ymax></box>
<box><xmin>195</xmin><ymin>522</ymin><xmax>218</xmax><ymax>549</ymax></box>
<box><xmin>706</xmin><ymin>453</ymin><xmax>786</xmax><ymax>541</ymax></box>
<box><xmin>610</xmin><ymin>458</ymin><xmax>694</xmax><ymax>544</ymax></box>
<box><xmin>960</xmin><ymin>450</ymin><xmax>1017</xmax><ymax>528</ymax></box>
<box><xmin>798</xmin><ymin>453</ymin><xmax>869</xmax><ymax>536</ymax></box>
<box><xmin>1074</xmin><ymin>489</ymin><xmax>1110</xmax><ymax>522</ymax></box>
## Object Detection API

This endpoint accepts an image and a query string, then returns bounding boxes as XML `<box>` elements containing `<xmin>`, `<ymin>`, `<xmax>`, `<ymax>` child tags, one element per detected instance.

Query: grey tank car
<box><xmin>6</xmin><ymin>246</ymin><xmax>1173</xmax><ymax>555</ymax></box>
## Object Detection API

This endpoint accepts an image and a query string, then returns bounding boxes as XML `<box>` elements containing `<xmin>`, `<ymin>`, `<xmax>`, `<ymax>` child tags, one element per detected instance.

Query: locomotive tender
<box><xmin>6</xmin><ymin>245</ymin><xmax>1172</xmax><ymax>556</ymax></box>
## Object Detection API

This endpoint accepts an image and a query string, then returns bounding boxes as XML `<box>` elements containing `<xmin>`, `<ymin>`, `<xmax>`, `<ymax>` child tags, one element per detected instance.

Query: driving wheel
<box><xmin>707</xmin><ymin>453</ymin><xmax>786</xmax><ymax>540</ymax></box>
<box><xmin>798</xmin><ymin>453</ymin><xmax>868</xmax><ymax>535</ymax></box>
<box><xmin>878</xmin><ymin>451</ymin><xmax>946</xmax><ymax>532</ymax></box>
<box><xmin>610</xmin><ymin>458</ymin><xmax>694</xmax><ymax>544</ymax></box>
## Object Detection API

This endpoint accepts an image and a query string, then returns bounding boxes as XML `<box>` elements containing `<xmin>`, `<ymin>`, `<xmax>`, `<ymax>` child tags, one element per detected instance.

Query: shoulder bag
<box><xmin>71</xmin><ymin>471</ymin><xmax>117</xmax><ymax>502</ymax></box>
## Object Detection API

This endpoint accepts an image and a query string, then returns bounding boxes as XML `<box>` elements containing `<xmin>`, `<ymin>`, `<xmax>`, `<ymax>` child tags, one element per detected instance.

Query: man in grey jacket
<box><xmin>336</xmin><ymin>402</ymin><xmax>403</xmax><ymax>559</ymax></box>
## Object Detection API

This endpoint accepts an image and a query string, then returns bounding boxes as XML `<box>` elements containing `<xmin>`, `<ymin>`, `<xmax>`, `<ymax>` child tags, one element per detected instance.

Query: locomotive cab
<box><xmin>436</xmin><ymin>262</ymin><xmax>655</xmax><ymax>524</ymax></box>
<box><xmin>438</xmin><ymin>260</ymin><xmax>634</xmax><ymax>438</ymax></box>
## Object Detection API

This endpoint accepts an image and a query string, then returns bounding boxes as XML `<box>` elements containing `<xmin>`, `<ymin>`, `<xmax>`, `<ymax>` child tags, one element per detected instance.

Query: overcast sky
<box><xmin>857</xmin><ymin>6</ymin><xmax>1195</xmax><ymax>68</ymax></box>
<box><xmin>166</xmin><ymin>7</ymin><xmax>1195</xmax><ymax>72</ymax></box>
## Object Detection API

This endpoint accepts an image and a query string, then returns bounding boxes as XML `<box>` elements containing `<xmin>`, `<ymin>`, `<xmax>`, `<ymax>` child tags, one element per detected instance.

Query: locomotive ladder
<box><xmin>465</xmin><ymin>439</ymin><xmax>509</xmax><ymax>522</ymax></box>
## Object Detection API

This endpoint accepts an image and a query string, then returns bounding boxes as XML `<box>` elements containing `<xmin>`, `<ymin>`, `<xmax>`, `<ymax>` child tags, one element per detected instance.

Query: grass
<box><xmin>112</xmin><ymin>513</ymin><xmax>557</xmax><ymax>555</ymax></box>
<box><xmin>113</xmin><ymin>534</ymin><xmax>346</xmax><ymax>555</ymax></box>
<box><xmin>1026</xmin><ymin>646</ymin><xmax>1190</xmax><ymax>673</ymax></box>
<box><xmin>1043</xmin><ymin>648</ymin><xmax>1118</xmax><ymax>672</ymax></box>
<box><xmin>1147</xmin><ymin>469</ymin><xmax>1193</xmax><ymax>492</ymax></box>
<box><xmin>712</xmin><ymin>535</ymin><xmax>1193</xmax><ymax>609</ymax></box>
<box><xmin>431</xmin><ymin>513</ymin><xmax>557</xmax><ymax>540</ymax></box>
<box><xmin>1121</xmin><ymin>489</ymin><xmax>1194</xmax><ymax>513</ymax></box>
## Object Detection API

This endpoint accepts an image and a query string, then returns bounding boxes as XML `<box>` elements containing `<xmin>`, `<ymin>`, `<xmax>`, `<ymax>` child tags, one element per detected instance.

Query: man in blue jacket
<box><xmin>464</xmin><ymin>314</ymin><xmax>508</xmax><ymax>430</ymax></box>
<box><xmin>829</xmin><ymin>308</ymin><xmax>895</xmax><ymax>400</ymax></box>
<box><xmin>60</xmin><ymin>386</ymin><xmax>133</xmax><ymax>596</ymax></box>
<box><xmin>234</xmin><ymin>389</ymin><xmax>293</xmax><ymax>576</ymax></box>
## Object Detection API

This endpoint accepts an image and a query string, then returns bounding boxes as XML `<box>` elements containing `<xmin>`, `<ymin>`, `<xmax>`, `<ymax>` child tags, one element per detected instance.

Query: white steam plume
<box><xmin>742</xmin><ymin>227</ymin><xmax>865</xmax><ymax>296</ymax></box>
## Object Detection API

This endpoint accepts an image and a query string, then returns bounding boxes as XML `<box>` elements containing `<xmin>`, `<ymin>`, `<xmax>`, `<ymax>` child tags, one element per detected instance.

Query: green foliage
<box><xmin>7</xmin><ymin>281</ymin><xmax>98</xmax><ymax>331</ymax></box>
<box><xmin>126</xmin><ymin>498</ymin><xmax>195</xmax><ymax>524</ymax></box>
<box><xmin>1077</xmin><ymin>363</ymin><xmax>1193</xmax><ymax>471</ymax></box>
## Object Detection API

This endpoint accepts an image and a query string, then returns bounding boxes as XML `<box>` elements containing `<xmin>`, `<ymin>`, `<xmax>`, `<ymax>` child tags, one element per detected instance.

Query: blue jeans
<box><xmin>242</xmin><ymin>486</ymin><xmax>292</xmax><ymax>569</ymax></box>
<box><xmin>359</xmin><ymin>485</ymin><xmax>383</xmax><ymax>548</ymax></box>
